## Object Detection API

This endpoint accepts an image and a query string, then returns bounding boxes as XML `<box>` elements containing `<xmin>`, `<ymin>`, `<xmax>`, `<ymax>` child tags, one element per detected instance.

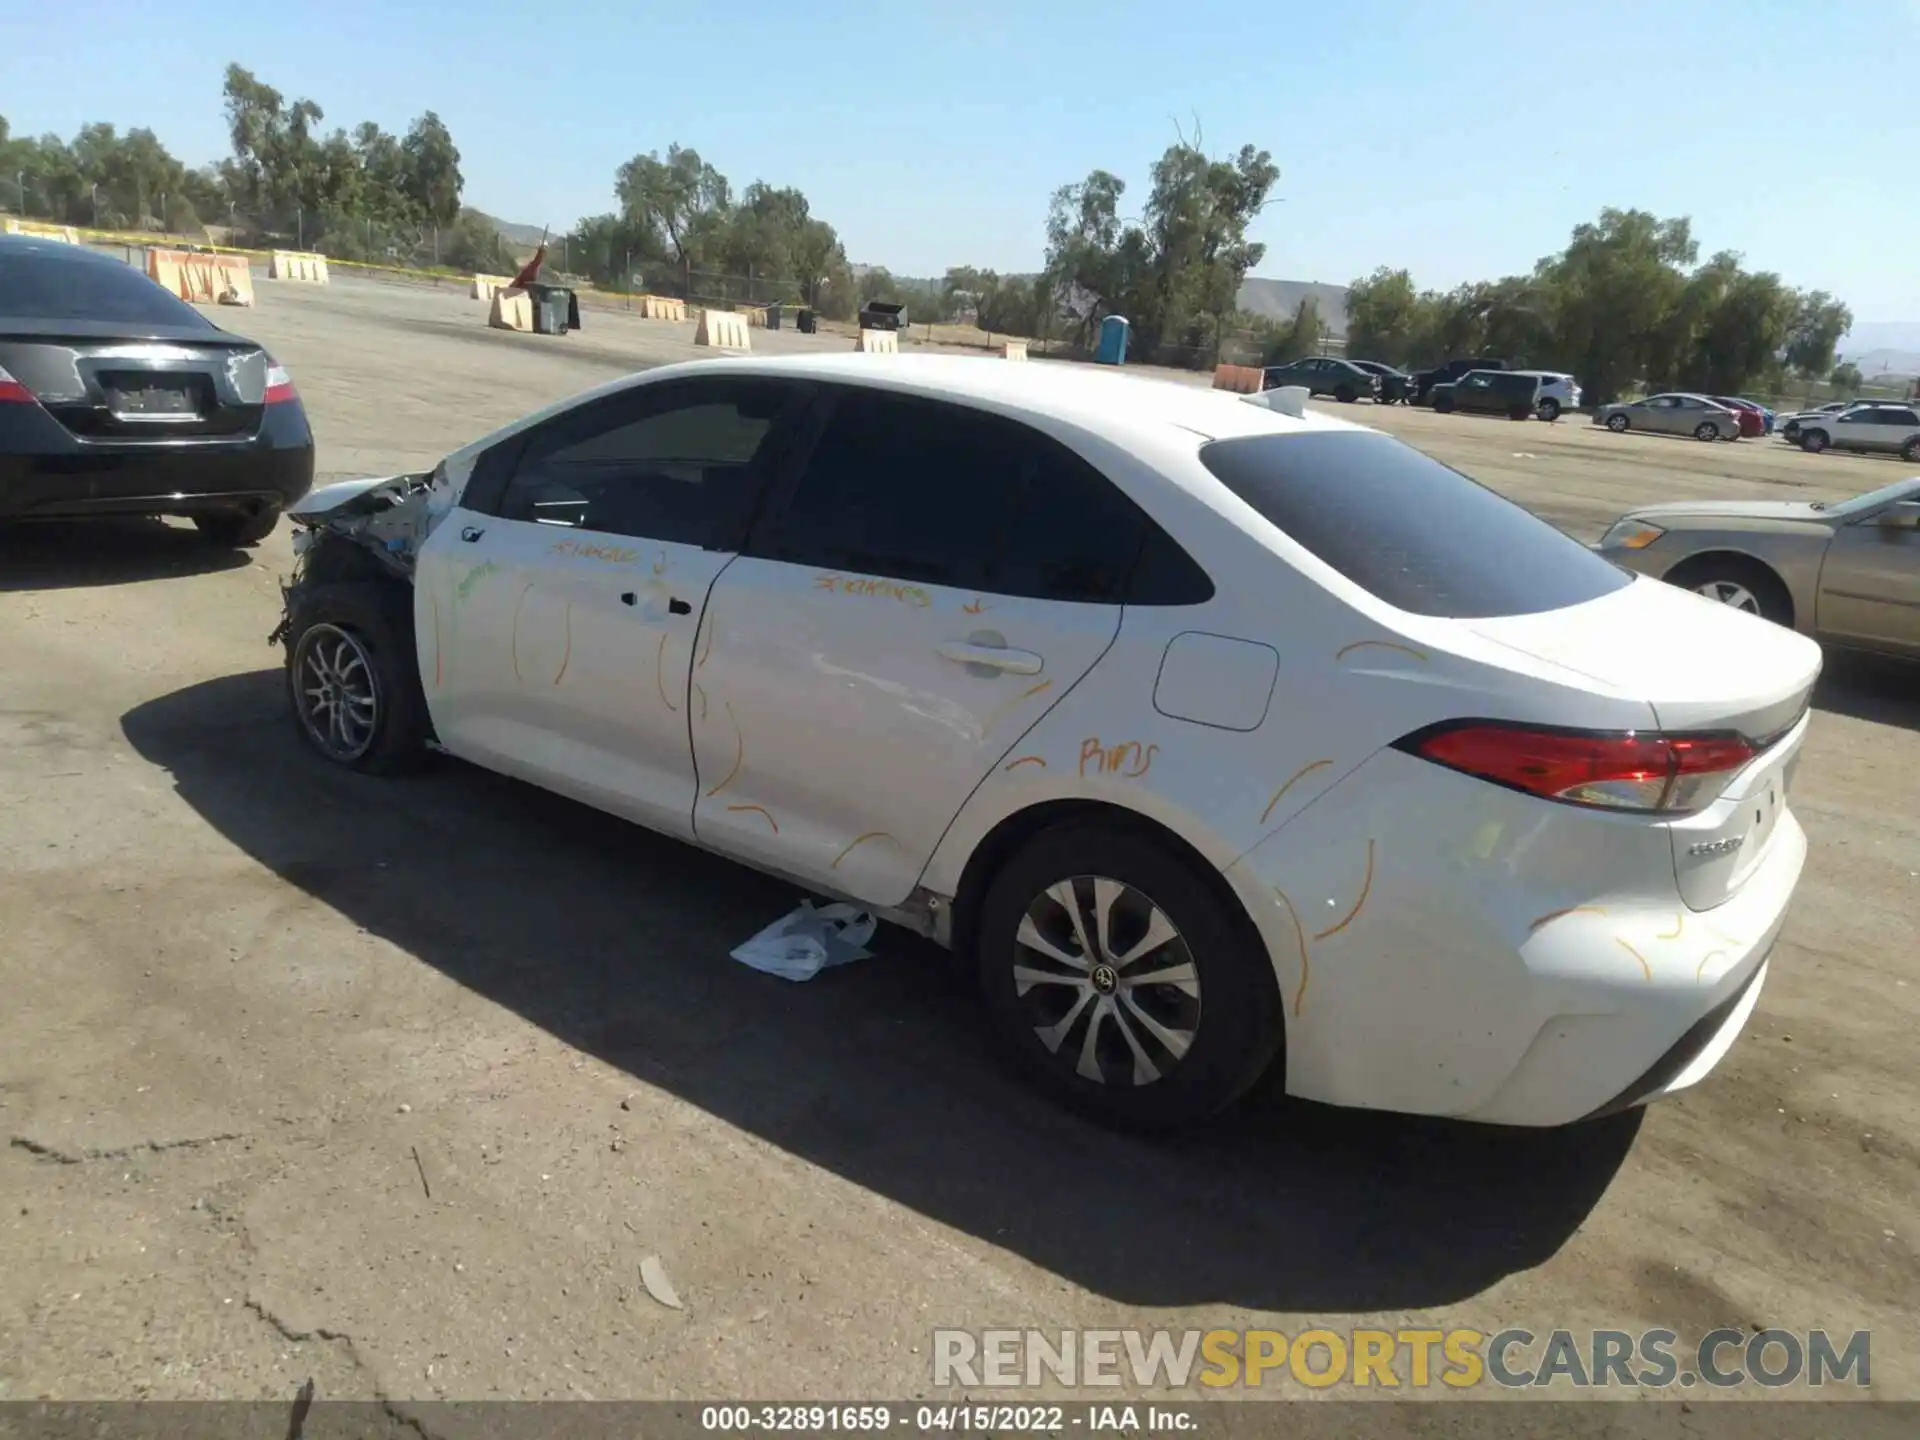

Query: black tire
<box><xmin>1537</xmin><ymin>398</ymin><xmax>1562</xmax><ymax>421</ymax></box>
<box><xmin>975</xmin><ymin>820</ymin><xmax>1284</xmax><ymax>1132</ymax></box>
<box><xmin>194</xmin><ymin>507</ymin><xmax>280</xmax><ymax>547</ymax></box>
<box><xmin>1903</xmin><ymin>437</ymin><xmax>1920</xmax><ymax>463</ymax></box>
<box><xmin>1664</xmin><ymin>555</ymin><xmax>1793</xmax><ymax>626</ymax></box>
<box><xmin>1433</xmin><ymin>395</ymin><xmax>1455</xmax><ymax>414</ymax></box>
<box><xmin>1606</xmin><ymin>413</ymin><xmax>1630</xmax><ymax>432</ymax></box>
<box><xmin>1782</xmin><ymin>421</ymin><xmax>1801</xmax><ymax>442</ymax></box>
<box><xmin>1693</xmin><ymin>421</ymin><xmax>1720</xmax><ymax>441</ymax></box>
<box><xmin>1800</xmin><ymin>429</ymin><xmax>1829</xmax><ymax>453</ymax></box>
<box><xmin>1333</xmin><ymin>384</ymin><xmax>1357</xmax><ymax>403</ymax></box>
<box><xmin>283</xmin><ymin>580</ymin><xmax>431</xmax><ymax>775</ymax></box>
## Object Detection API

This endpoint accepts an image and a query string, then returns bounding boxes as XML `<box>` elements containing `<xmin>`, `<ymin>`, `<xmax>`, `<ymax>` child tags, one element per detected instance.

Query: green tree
<box><xmin>1538</xmin><ymin>208</ymin><xmax>1696</xmax><ymax>404</ymax></box>
<box><xmin>1829</xmin><ymin>361</ymin><xmax>1863</xmax><ymax>396</ymax></box>
<box><xmin>1342</xmin><ymin>267</ymin><xmax>1422</xmax><ymax>364</ymax></box>
<box><xmin>401</xmin><ymin>112</ymin><xmax>462</xmax><ymax>229</ymax></box>
<box><xmin>616</xmin><ymin>144</ymin><xmax>730</xmax><ymax>269</ymax></box>
<box><xmin>1784</xmin><ymin>291</ymin><xmax>1853</xmax><ymax>380</ymax></box>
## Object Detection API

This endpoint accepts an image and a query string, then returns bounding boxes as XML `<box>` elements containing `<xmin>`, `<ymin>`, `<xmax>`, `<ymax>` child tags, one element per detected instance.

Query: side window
<box><xmin>495</xmin><ymin>380</ymin><xmax>798</xmax><ymax>545</ymax></box>
<box><xmin>761</xmin><ymin>389</ymin><xmax>1200</xmax><ymax>605</ymax></box>
<box><xmin>1889</xmin><ymin>410</ymin><xmax>1920</xmax><ymax>427</ymax></box>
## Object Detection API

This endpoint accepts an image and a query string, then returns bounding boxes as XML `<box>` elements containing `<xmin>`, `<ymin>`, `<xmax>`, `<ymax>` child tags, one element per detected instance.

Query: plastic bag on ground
<box><xmin>730</xmin><ymin>900</ymin><xmax>877</xmax><ymax>982</ymax></box>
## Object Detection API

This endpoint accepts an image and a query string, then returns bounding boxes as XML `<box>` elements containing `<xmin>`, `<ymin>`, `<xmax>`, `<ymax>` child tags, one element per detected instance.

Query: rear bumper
<box><xmin>0</xmin><ymin>444</ymin><xmax>314</xmax><ymax>521</ymax></box>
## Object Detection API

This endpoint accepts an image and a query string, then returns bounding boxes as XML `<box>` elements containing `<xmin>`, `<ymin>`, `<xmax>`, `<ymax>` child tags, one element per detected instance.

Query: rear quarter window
<box><xmin>1199</xmin><ymin>430</ymin><xmax>1632</xmax><ymax>619</ymax></box>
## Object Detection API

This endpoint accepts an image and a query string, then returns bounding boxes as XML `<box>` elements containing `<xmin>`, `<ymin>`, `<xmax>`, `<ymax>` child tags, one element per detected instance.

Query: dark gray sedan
<box><xmin>1594</xmin><ymin>476</ymin><xmax>1920</xmax><ymax>660</ymax></box>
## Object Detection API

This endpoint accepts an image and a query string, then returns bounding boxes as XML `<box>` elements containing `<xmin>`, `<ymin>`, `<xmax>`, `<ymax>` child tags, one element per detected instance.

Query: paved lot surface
<box><xmin>2</xmin><ymin>276</ymin><xmax>1916</xmax><ymax>1417</ymax></box>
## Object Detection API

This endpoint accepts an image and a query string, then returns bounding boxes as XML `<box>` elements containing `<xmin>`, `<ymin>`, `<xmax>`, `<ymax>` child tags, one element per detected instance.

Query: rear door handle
<box><xmin>668</xmin><ymin>597</ymin><xmax>692</xmax><ymax>616</ymax></box>
<box><xmin>936</xmin><ymin>641</ymin><xmax>1044</xmax><ymax>675</ymax></box>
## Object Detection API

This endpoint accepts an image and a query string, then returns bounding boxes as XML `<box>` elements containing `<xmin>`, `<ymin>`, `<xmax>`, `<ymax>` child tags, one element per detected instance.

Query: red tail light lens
<box><xmin>0</xmin><ymin>365</ymin><xmax>35</xmax><ymax>404</ymax></box>
<box><xmin>1400</xmin><ymin>722</ymin><xmax>1756</xmax><ymax>814</ymax></box>
<box><xmin>263</xmin><ymin>363</ymin><xmax>298</xmax><ymax>405</ymax></box>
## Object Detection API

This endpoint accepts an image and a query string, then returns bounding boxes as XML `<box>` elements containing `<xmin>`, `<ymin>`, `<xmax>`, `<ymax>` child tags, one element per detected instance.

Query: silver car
<box><xmin>1593</xmin><ymin>393</ymin><xmax>1743</xmax><ymax>442</ymax></box>
<box><xmin>1594</xmin><ymin>475</ymin><xmax>1920</xmax><ymax>659</ymax></box>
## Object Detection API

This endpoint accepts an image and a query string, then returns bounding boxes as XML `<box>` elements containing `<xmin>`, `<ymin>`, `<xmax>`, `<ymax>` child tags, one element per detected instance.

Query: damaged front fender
<box><xmin>272</xmin><ymin>468</ymin><xmax>445</xmax><ymax>648</ymax></box>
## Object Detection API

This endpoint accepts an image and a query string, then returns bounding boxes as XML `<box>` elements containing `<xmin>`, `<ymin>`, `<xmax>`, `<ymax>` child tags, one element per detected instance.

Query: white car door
<box><xmin>687</xmin><ymin>386</ymin><xmax>1146</xmax><ymax>905</ymax></box>
<box><xmin>413</xmin><ymin>375</ymin><xmax>811</xmax><ymax>837</ymax></box>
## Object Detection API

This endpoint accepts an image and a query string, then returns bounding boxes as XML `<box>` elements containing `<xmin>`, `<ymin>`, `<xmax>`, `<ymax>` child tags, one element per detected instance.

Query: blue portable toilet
<box><xmin>1094</xmin><ymin>314</ymin><xmax>1130</xmax><ymax>366</ymax></box>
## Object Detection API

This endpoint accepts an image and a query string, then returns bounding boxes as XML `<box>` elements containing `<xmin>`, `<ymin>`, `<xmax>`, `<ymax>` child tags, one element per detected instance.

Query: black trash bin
<box><xmin>796</xmin><ymin>308</ymin><xmax>816</xmax><ymax>335</ymax></box>
<box><xmin>525</xmin><ymin>282</ymin><xmax>576</xmax><ymax>336</ymax></box>
<box><xmin>765</xmin><ymin>303</ymin><xmax>783</xmax><ymax>332</ymax></box>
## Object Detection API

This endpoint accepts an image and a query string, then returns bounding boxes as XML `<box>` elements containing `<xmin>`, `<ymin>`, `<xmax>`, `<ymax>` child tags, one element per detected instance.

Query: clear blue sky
<box><xmin>5</xmin><ymin>0</ymin><xmax>1916</xmax><ymax>321</ymax></box>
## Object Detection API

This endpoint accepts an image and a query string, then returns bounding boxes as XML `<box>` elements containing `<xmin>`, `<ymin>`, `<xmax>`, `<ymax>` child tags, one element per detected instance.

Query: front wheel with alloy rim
<box><xmin>1606</xmin><ymin>413</ymin><xmax>1630</xmax><ymax>432</ymax></box>
<box><xmin>976</xmin><ymin>822</ymin><xmax>1283</xmax><ymax>1131</ymax></box>
<box><xmin>1666</xmin><ymin>557</ymin><xmax>1792</xmax><ymax>626</ymax></box>
<box><xmin>1800</xmin><ymin>429</ymin><xmax>1829</xmax><ymax>453</ymax></box>
<box><xmin>285</xmin><ymin>581</ymin><xmax>431</xmax><ymax>774</ymax></box>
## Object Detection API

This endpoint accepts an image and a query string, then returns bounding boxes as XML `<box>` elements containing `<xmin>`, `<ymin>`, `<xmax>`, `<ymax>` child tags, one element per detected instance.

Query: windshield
<box><xmin>1819</xmin><ymin>476</ymin><xmax>1920</xmax><ymax>517</ymax></box>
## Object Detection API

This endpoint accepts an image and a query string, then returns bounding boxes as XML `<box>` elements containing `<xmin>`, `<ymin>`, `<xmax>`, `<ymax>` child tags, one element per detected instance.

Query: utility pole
<box><xmin>297</xmin><ymin>205</ymin><xmax>303</xmax><ymax>250</ymax></box>
<box><xmin>91</xmin><ymin>183</ymin><xmax>99</xmax><ymax>227</ymax></box>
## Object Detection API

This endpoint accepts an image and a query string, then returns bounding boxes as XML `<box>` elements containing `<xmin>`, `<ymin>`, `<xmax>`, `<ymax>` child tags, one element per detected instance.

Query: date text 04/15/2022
<box><xmin>698</xmin><ymin>1403</ymin><xmax>1200</xmax><ymax>1432</ymax></box>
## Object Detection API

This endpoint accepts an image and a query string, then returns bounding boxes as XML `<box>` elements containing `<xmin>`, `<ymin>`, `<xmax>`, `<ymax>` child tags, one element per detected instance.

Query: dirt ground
<box><xmin>2</xmin><ymin>275</ymin><xmax>1915</xmax><ymax>1418</ymax></box>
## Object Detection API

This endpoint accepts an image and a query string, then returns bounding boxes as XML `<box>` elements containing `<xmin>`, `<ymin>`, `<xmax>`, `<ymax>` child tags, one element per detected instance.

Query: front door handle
<box><xmin>460</xmin><ymin>526</ymin><xmax>485</xmax><ymax>543</ymax></box>
<box><xmin>936</xmin><ymin>641</ymin><xmax>1044</xmax><ymax>675</ymax></box>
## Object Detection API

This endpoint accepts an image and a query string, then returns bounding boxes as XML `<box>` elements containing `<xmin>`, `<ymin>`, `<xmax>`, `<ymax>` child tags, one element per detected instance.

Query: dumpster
<box><xmin>1094</xmin><ymin>314</ymin><xmax>1130</xmax><ymax>366</ymax></box>
<box><xmin>796</xmin><ymin>308</ymin><xmax>817</xmax><ymax>335</ymax></box>
<box><xmin>765</xmin><ymin>303</ymin><xmax>784</xmax><ymax>332</ymax></box>
<box><xmin>857</xmin><ymin>300</ymin><xmax>905</xmax><ymax>332</ymax></box>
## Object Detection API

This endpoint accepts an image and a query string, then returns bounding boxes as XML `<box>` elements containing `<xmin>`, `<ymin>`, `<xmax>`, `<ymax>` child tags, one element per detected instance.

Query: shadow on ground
<box><xmin>0</xmin><ymin>518</ymin><xmax>251</xmax><ymax>592</ymax></box>
<box><xmin>1815</xmin><ymin>651</ymin><xmax>1920</xmax><ymax>730</ymax></box>
<box><xmin>122</xmin><ymin>669</ymin><xmax>1640</xmax><ymax>1314</ymax></box>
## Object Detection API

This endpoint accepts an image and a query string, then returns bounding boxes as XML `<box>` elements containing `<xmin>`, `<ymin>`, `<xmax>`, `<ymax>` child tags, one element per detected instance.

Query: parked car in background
<box><xmin>1259</xmin><ymin>356</ymin><xmax>1380</xmax><ymax>403</ymax></box>
<box><xmin>1348</xmin><ymin>360</ymin><xmax>1413</xmax><ymax>404</ymax></box>
<box><xmin>1794</xmin><ymin>403</ymin><xmax>1920</xmax><ymax>459</ymax></box>
<box><xmin>1592</xmin><ymin>394</ymin><xmax>1743</xmax><ymax>442</ymax></box>
<box><xmin>0</xmin><ymin>235</ymin><xmax>314</xmax><ymax>545</ymax></box>
<box><xmin>1780</xmin><ymin>401</ymin><xmax>1858</xmax><ymax>443</ymax></box>
<box><xmin>1430</xmin><ymin>369</ymin><xmax>1542</xmax><ymax>420</ymax></box>
<box><xmin>279</xmin><ymin>352</ymin><xmax>1819</xmax><ymax>1131</ymax></box>
<box><xmin>1736</xmin><ymin>398</ymin><xmax>1777</xmax><ymax>434</ymax></box>
<box><xmin>1707</xmin><ymin>396</ymin><xmax>1767</xmax><ymax>439</ymax></box>
<box><xmin>1595</xmin><ymin>475</ymin><xmax>1920</xmax><ymax>659</ymax></box>
<box><xmin>1412</xmin><ymin>356</ymin><xmax>1507</xmax><ymax>405</ymax></box>
<box><xmin>1509</xmin><ymin>370</ymin><xmax>1582</xmax><ymax>420</ymax></box>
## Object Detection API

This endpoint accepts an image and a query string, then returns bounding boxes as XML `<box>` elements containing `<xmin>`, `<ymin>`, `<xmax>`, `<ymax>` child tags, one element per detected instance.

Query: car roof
<box><xmin>636</xmin><ymin>352</ymin><xmax>1369</xmax><ymax>443</ymax></box>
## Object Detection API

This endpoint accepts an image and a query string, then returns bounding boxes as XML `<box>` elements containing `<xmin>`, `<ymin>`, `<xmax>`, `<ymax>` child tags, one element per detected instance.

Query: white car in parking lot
<box><xmin>282</xmin><ymin>354</ymin><xmax>1819</xmax><ymax>1132</ymax></box>
<box><xmin>1509</xmin><ymin>369</ymin><xmax>1582</xmax><ymax>420</ymax></box>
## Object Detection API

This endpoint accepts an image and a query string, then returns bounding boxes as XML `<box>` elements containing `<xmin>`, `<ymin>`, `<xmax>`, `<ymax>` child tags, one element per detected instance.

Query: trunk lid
<box><xmin>0</xmin><ymin>333</ymin><xmax>269</xmax><ymax>442</ymax></box>
<box><xmin>1468</xmin><ymin>575</ymin><xmax>1821</xmax><ymax>910</ymax></box>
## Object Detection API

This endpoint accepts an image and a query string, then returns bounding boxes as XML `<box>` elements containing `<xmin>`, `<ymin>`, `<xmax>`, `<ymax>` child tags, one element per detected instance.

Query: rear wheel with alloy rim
<box><xmin>1606</xmin><ymin>413</ymin><xmax>1630</xmax><ymax>432</ymax></box>
<box><xmin>976</xmin><ymin>822</ymin><xmax>1283</xmax><ymax>1131</ymax></box>
<box><xmin>1537</xmin><ymin>398</ymin><xmax>1562</xmax><ymax>420</ymax></box>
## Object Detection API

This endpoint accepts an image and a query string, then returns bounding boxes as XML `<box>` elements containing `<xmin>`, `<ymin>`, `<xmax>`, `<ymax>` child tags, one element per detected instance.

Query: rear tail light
<box><xmin>0</xmin><ymin>365</ymin><xmax>35</xmax><ymax>404</ymax></box>
<box><xmin>1397</xmin><ymin>721</ymin><xmax>1756</xmax><ymax>815</ymax></box>
<box><xmin>263</xmin><ymin>363</ymin><xmax>298</xmax><ymax>405</ymax></box>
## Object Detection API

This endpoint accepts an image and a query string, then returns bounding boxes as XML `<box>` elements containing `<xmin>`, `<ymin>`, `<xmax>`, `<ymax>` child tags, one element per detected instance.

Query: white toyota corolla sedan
<box><xmin>281</xmin><ymin>353</ymin><xmax>1821</xmax><ymax>1132</ymax></box>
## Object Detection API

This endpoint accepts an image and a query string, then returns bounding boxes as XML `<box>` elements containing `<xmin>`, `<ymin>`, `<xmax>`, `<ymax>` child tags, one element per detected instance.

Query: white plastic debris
<box><xmin>640</xmin><ymin>1255</ymin><xmax>683</xmax><ymax>1310</ymax></box>
<box><xmin>729</xmin><ymin>900</ymin><xmax>876</xmax><ymax>982</ymax></box>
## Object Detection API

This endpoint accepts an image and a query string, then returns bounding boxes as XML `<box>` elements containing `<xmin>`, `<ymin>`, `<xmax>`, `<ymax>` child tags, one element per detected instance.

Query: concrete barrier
<box><xmin>638</xmin><ymin>295</ymin><xmax>687</xmax><ymax>321</ymax></box>
<box><xmin>471</xmin><ymin>273</ymin><xmax>514</xmax><ymax>301</ymax></box>
<box><xmin>694</xmin><ymin>308</ymin><xmax>751</xmax><ymax>351</ymax></box>
<box><xmin>4</xmin><ymin>219</ymin><xmax>78</xmax><ymax>243</ymax></box>
<box><xmin>1001</xmin><ymin>340</ymin><xmax>1028</xmax><ymax>361</ymax></box>
<box><xmin>269</xmin><ymin>250</ymin><xmax>330</xmax><ymax>283</ymax></box>
<box><xmin>1211</xmin><ymin>363</ymin><xmax>1264</xmax><ymax>394</ymax></box>
<box><xmin>489</xmin><ymin>287</ymin><xmax>534</xmax><ymax>332</ymax></box>
<box><xmin>146</xmin><ymin>248</ymin><xmax>255</xmax><ymax>307</ymax></box>
<box><xmin>854</xmin><ymin>328</ymin><xmax>899</xmax><ymax>354</ymax></box>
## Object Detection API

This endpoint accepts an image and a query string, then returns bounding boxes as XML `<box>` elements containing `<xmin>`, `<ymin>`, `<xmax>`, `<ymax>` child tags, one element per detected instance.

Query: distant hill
<box><xmin>1839</xmin><ymin>347</ymin><xmax>1920</xmax><ymax>379</ymax></box>
<box><xmin>1236</xmin><ymin>278</ymin><xmax>1349</xmax><ymax>338</ymax></box>
<box><xmin>476</xmin><ymin>211</ymin><xmax>551</xmax><ymax>249</ymax></box>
